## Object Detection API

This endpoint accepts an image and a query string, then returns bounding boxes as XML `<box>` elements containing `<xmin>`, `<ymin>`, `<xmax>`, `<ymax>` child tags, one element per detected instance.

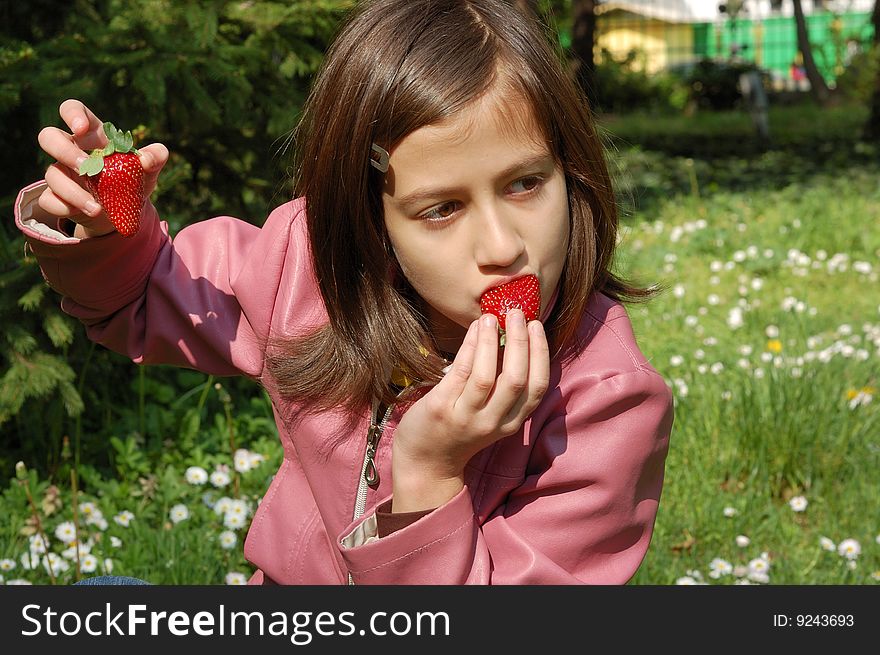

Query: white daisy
<box><xmin>748</xmin><ymin>558</ymin><xmax>768</xmax><ymax>574</ymax></box>
<box><xmin>225</xmin><ymin>572</ymin><xmax>247</xmax><ymax>585</ymax></box>
<box><xmin>234</xmin><ymin>449</ymin><xmax>253</xmax><ymax>473</ymax></box>
<box><xmin>227</xmin><ymin>499</ymin><xmax>250</xmax><ymax>518</ymax></box>
<box><xmin>80</xmin><ymin>554</ymin><xmax>98</xmax><ymax>573</ymax></box>
<box><xmin>735</xmin><ymin>535</ymin><xmax>750</xmax><ymax>548</ymax></box>
<box><xmin>210</xmin><ymin>470</ymin><xmax>231</xmax><ymax>488</ymax></box>
<box><xmin>42</xmin><ymin>553</ymin><xmax>69</xmax><ymax>576</ymax></box>
<box><xmin>114</xmin><ymin>511</ymin><xmax>135</xmax><ymax>527</ymax></box>
<box><xmin>103</xmin><ymin>558</ymin><xmax>114</xmax><ymax>574</ymax></box>
<box><xmin>54</xmin><ymin>521</ymin><xmax>77</xmax><ymax>544</ymax></box>
<box><xmin>723</xmin><ymin>507</ymin><xmax>737</xmax><ymax>517</ymax></box>
<box><xmin>224</xmin><ymin>513</ymin><xmax>245</xmax><ymax>530</ymax></box>
<box><xmin>837</xmin><ymin>539</ymin><xmax>861</xmax><ymax>560</ymax></box>
<box><xmin>28</xmin><ymin>534</ymin><xmax>49</xmax><ymax>555</ymax></box>
<box><xmin>788</xmin><ymin>496</ymin><xmax>808</xmax><ymax>512</ymax></box>
<box><xmin>218</xmin><ymin>531</ymin><xmax>237</xmax><ymax>550</ymax></box>
<box><xmin>185</xmin><ymin>466</ymin><xmax>208</xmax><ymax>485</ymax></box>
<box><xmin>61</xmin><ymin>543</ymin><xmax>91</xmax><ymax>560</ymax></box>
<box><xmin>6</xmin><ymin>579</ymin><xmax>32</xmax><ymax>585</ymax></box>
<box><xmin>819</xmin><ymin>536</ymin><xmax>836</xmax><ymax>552</ymax></box>
<box><xmin>708</xmin><ymin>558</ymin><xmax>733</xmax><ymax>579</ymax></box>
<box><xmin>675</xmin><ymin>576</ymin><xmax>699</xmax><ymax>585</ymax></box>
<box><xmin>84</xmin><ymin>509</ymin><xmax>106</xmax><ymax>526</ymax></box>
<box><xmin>79</xmin><ymin>502</ymin><xmax>99</xmax><ymax>518</ymax></box>
<box><xmin>110</xmin><ymin>536</ymin><xmax>122</xmax><ymax>548</ymax></box>
<box><xmin>169</xmin><ymin>504</ymin><xmax>190</xmax><ymax>524</ymax></box>
<box><xmin>213</xmin><ymin>497</ymin><xmax>233</xmax><ymax>515</ymax></box>
<box><xmin>0</xmin><ymin>559</ymin><xmax>16</xmax><ymax>571</ymax></box>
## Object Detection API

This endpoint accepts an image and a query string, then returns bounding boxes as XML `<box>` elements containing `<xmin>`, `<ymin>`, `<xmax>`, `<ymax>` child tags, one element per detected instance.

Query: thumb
<box><xmin>138</xmin><ymin>143</ymin><xmax>169</xmax><ymax>194</ymax></box>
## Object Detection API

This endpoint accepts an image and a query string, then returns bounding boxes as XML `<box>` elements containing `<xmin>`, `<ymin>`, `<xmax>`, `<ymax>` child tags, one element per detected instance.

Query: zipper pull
<box><xmin>364</xmin><ymin>424</ymin><xmax>381</xmax><ymax>488</ymax></box>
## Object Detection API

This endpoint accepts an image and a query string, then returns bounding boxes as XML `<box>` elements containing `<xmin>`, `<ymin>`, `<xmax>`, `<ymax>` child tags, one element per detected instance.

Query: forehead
<box><xmin>385</xmin><ymin>86</ymin><xmax>550</xmax><ymax>188</ymax></box>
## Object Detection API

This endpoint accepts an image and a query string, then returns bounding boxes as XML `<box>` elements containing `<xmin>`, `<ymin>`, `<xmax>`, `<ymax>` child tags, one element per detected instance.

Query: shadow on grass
<box><xmin>598</xmin><ymin>102</ymin><xmax>879</xmax><ymax>221</ymax></box>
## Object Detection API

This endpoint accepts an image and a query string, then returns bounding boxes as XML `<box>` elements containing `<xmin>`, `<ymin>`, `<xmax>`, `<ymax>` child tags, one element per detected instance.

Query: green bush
<box><xmin>836</xmin><ymin>44</ymin><xmax>880</xmax><ymax>105</ymax></box>
<box><xmin>592</xmin><ymin>47</ymin><xmax>689</xmax><ymax>114</ymax></box>
<box><xmin>674</xmin><ymin>58</ymin><xmax>760</xmax><ymax>111</ymax></box>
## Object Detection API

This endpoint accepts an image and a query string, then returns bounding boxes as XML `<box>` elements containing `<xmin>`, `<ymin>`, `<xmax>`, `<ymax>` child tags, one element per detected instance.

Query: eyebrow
<box><xmin>395</xmin><ymin>152</ymin><xmax>554</xmax><ymax>211</ymax></box>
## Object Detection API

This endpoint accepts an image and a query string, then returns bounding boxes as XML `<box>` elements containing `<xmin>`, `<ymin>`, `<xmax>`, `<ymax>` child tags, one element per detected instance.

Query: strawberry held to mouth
<box><xmin>479</xmin><ymin>274</ymin><xmax>541</xmax><ymax>342</ymax></box>
<box><xmin>78</xmin><ymin>122</ymin><xmax>145</xmax><ymax>237</ymax></box>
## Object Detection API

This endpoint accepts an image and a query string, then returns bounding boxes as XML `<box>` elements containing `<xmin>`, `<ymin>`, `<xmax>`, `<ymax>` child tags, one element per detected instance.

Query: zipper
<box><xmin>353</xmin><ymin>402</ymin><xmax>395</xmax><ymax>521</ymax></box>
<box><xmin>347</xmin><ymin>385</ymin><xmax>412</xmax><ymax>585</ymax></box>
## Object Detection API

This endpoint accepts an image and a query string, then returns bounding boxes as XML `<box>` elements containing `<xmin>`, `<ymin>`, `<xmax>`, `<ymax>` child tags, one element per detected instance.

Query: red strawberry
<box><xmin>479</xmin><ymin>274</ymin><xmax>541</xmax><ymax>336</ymax></box>
<box><xmin>78</xmin><ymin>122</ymin><xmax>146</xmax><ymax>237</ymax></box>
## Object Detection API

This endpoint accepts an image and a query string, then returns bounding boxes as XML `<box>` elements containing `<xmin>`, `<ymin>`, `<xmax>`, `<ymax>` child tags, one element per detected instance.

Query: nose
<box><xmin>472</xmin><ymin>202</ymin><xmax>525</xmax><ymax>269</ymax></box>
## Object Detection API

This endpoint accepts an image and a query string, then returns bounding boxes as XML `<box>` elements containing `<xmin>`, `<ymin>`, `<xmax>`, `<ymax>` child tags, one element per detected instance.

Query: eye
<box><xmin>419</xmin><ymin>201</ymin><xmax>460</xmax><ymax>222</ymax></box>
<box><xmin>508</xmin><ymin>175</ymin><xmax>543</xmax><ymax>195</ymax></box>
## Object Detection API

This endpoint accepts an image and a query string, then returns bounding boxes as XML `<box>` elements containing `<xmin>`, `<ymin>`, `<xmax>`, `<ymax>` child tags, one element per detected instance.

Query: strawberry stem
<box><xmin>77</xmin><ymin>122</ymin><xmax>140</xmax><ymax>177</ymax></box>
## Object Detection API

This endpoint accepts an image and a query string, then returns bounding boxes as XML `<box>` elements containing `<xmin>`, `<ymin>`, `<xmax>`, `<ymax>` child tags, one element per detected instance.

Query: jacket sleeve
<box><xmin>14</xmin><ymin>181</ymin><xmax>308</xmax><ymax>379</ymax></box>
<box><xmin>338</xmin><ymin>368</ymin><xmax>673</xmax><ymax>584</ymax></box>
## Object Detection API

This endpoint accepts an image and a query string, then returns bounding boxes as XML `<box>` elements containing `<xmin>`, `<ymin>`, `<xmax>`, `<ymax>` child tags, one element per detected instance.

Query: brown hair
<box><xmin>265</xmin><ymin>0</ymin><xmax>653</xmax><ymax>415</ymax></box>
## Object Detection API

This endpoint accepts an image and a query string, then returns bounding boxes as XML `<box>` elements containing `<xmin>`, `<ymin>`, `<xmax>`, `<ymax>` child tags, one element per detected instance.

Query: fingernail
<box><xmin>508</xmin><ymin>308</ymin><xmax>525</xmax><ymax>327</ymax></box>
<box><xmin>85</xmin><ymin>200</ymin><xmax>101</xmax><ymax>216</ymax></box>
<box><xmin>72</xmin><ymin>119</ymin><xmax>85</xmax><ymax>133</ymax></box>
<box><xmin>481</xmin><ymin>314</ymin><xmax>496</xmax><ymax>328</ymax></box>
<box><xmin>75</xmin><ymin>155</ymin><xmax>87</xmax><ymax>168</ymax></box>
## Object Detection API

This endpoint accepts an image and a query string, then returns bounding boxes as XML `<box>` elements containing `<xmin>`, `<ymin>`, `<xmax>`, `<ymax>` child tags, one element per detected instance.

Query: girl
<box><xmin>16</xmin><ymin>0</ymin><xmax>673</xmax><ymax>584</ymax></box>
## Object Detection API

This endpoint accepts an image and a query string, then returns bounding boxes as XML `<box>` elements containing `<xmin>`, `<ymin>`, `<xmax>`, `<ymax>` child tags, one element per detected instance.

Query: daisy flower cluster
<box><xmin>177</xmin><ymin>450</ymin><xmax>266</xmax><ymax>583</ymax></box>
<box><xmin>817</xmin><ymin>536</ymin><xmax>868</xmax><ymax>571</ymax></box>
<box><xmin>3</xmin><ymin>519</ymin><xmax>122</xmax><ymax>585</ymax></box>
<box><xmin>656</xmin><ymin>232</ymin><xmax>878</xmax><ymax>404</ymax></box>
<box><xmin>675</xmin><ymin>495</ymin><xmax>880</xmax><ymax>584</ymax></box>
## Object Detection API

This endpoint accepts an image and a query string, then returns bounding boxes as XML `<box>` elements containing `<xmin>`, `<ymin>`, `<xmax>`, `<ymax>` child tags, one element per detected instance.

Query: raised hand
<box><xmin>36</xmin><ymin>99</ymin><xmax>168</xmax><ymax>238</ymax></box>
<box><xmin>391</xmin><ymin>308</ymin><xmax>550</xmax><ymax>512</ymax></box>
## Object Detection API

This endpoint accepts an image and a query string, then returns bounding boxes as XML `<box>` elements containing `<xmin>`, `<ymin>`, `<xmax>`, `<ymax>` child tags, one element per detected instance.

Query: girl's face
<box><xmin>382</xmin><ymin>88</ymin><xmax>570</xmax><ymax>353</ymax></box>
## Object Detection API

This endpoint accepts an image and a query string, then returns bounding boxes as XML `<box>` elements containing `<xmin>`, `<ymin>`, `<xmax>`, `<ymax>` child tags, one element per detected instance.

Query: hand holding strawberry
<box><xmin>391</xmin><ymin>279</ymin><xmax>549</xmax><ymax>512</ymax></box>
<box><xmin>77</xmin><ymin>123</ymin><xmax>148</xmax><ymax>237</ymax></box>
<box><xmin>36</xmin><ymin>100</ymin><xmax>168</xmax><ymax>239</ymax></box>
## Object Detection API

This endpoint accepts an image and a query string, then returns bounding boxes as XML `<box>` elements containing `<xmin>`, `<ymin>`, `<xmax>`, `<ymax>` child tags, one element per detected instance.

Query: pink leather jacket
<box><xmin>15</xmin><ymin>181</ymin><xmax>673</xmax><ymax>584</ymax></box>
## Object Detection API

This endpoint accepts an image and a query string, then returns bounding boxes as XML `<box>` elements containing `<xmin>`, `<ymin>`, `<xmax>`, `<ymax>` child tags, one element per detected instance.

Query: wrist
<box><xmin>391</xmin><ymin>452</ymin><xmax>464</xmax><ymax>513</ymax></box>
<box><xmin>73</xmin><ymin>222</ymin><xmax>115</xmax><ymax>239</ymax></box>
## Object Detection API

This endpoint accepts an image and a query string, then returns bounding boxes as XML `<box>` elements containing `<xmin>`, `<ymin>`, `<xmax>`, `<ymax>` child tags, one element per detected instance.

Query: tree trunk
<box><xmin>570</xmin><ymin>0</ymin><xmax>597</xmax><ymax>108</ymax></box>
<box><xmin>864</xmin><ymin>0</ymin><xmax>880</xmax><ymax>141</ymax></box>
<box><xmin>792</xmin><ymin>0</ymin><xmax>832</xmax><ymax>105</ymax></box>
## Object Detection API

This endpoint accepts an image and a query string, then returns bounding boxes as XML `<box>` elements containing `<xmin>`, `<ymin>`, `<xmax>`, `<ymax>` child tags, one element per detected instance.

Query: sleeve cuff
<box><xmin>376</xmin><ymin>499</ymin><xmax>435</xmax><ymax>538</ymax></box>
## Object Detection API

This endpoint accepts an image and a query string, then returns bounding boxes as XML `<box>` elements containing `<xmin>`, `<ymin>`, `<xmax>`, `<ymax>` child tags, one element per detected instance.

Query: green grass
<box><xmin>621</xmin><ymin>159</ymin><xmax>880</xmax><ymax>584</ymax></box>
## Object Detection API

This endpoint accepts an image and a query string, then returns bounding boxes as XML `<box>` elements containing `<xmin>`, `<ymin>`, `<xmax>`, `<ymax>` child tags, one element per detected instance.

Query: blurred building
<box><xmin>593</xmin><ymin>0</ymin><xmax>875</xmax><ymax>84</ymax></box>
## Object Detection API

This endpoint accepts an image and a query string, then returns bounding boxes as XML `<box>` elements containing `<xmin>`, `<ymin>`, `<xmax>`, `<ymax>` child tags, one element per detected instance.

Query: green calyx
<box><xmin>77</xmin><ymin>122</ymin><xmax>140</xmax><ymax>176</ymax></box>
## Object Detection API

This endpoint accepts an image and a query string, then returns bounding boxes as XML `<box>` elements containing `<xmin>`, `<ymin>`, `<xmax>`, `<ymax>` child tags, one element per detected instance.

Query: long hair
<box><xmin>265</xmin><ymin>0</ymin><xmax>653</xmax><ymax>416</ymax></box>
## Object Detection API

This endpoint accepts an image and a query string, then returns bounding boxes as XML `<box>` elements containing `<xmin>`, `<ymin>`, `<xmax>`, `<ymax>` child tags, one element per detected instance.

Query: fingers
<box><xmin>42</xmin><ymin>164</ymin><xmax>102</xmax><ymax>218</ymax></box>
<box><xmin>459</xmin><ymin>313</ymin><xmax>500</xmax><ymax>410</ymax></box>
<box><xmin>492</xmin><ymin>309</ymin><xmax>531</xmax><ymax>410</ymax></box>
<box><xmin>59</xmin><ymin>99</ymin><xmax>106</xmax><ymax>149</ymax></box>
<box><xmin>472</xmin><ymin>313</ymin><xmax>550</xmax><ymax>434</ymax></box>
<box><xmin>38</xmin><ymin>127</ymin><xmax>90</xmax><ymax>173</ymax></box>
<box><xmin>438</xmin><ymin>320</ymin><xmax>478</xmax><ymax>398</ymax></box>
<box><xmin>139</xmin><ymin>143</ymin><xmax>170</xmax><ymax>196</ymax></box>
